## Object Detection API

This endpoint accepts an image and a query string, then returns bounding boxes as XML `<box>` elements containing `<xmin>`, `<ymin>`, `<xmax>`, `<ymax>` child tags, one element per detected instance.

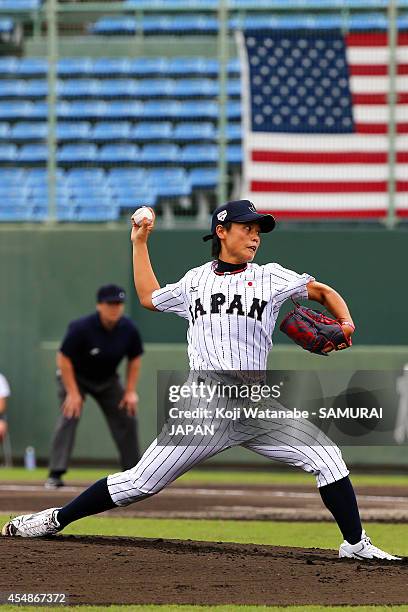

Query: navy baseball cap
<box><xmin>97</xmin><ymin>284</ymin><xmax>126</xmax><ymax>303</ymax></box>
<box><xmin>202</xmin><ymin>199</ymin><xmax>276</xmax><ymax>242</ymax></box>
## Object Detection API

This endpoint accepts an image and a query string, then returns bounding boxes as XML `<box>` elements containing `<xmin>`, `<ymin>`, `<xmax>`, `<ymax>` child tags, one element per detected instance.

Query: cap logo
<box><xmin>217</xmin><ymin>210</ymin><xmax>228</xmax><ymax>222</ymax></box>
<box><xmin>248</xmin><ymin>203</ymin><xmax>257</xmax><ymax>213</ymax></box>
<box><xmin>119</xmin><ymin>292</ymin><xmax>125</xmax><ymax>299</ymax></box>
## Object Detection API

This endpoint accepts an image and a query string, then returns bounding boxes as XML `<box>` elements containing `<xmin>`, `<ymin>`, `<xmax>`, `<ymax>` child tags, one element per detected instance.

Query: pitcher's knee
<box><xmin>314</xmin><ymin>451</ymin><xmax>349</xmax><ymax>487</ymax></box>
<box><xmin>107</xmin><ymin>467</ymin><xmax>169</xmax><ymax>506</ymax></box>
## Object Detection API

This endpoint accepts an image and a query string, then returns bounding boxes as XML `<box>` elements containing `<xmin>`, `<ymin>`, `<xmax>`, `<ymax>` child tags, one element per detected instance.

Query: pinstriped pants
<box><xmin>107</xmin><ymin>381</ymin><xmax>349</xmax><ymax>506</ymax></box>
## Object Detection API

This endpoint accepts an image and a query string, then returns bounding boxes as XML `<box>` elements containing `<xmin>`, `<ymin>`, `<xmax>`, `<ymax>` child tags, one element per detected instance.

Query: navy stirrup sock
<box><xmin>57</xmin><ymin>477</ymin><xmax>116</xmax><ymax>529</ymax></box>
<box><xmin>319</xmin><ymin>476</ymin><xmax>362</xmax><ymax>545</ymax></box>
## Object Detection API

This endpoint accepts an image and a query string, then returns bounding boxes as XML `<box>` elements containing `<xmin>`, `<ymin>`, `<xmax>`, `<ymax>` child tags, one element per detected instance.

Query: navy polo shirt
<box><xmin>60</xmin><ymin>313</ymin><xmax>143</xmax><ymax>383</ymax></box>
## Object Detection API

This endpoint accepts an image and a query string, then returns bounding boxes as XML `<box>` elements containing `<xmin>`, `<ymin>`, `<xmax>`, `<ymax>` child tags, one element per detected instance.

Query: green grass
<box><xmin>1</xmin><ymin>514</ymin><xmax>406</xmax><ymax>556</ymax></box>
<box><xmin>0</xmin><ymin>467</ymin><xmax>407</xmax><ymax>488</ymax></box>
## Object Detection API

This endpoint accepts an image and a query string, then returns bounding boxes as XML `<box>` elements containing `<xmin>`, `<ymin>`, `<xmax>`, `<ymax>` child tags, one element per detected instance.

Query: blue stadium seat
<box><xmin>23</xmin><ymin>80</ymin><xmax>48</xmax><ymax>98</ymax></box>
<box><xmin>0</xmin><ymin>168</ymin><xmax>25</xmax><ymax>184</ymax></box>
<box><xmin>227</xmin><ymin>80</ymin><xmax>241</xmax><ymax>97</ymax></box>
<box><xmin>0</xmin><ymin>81</ymin><xmax>24</xmax><ymax>97</ymax></box>
<box><xmin>140</xmin><ymin>144</ymin><xmax>179</xmax><ymax>164</ymax></box>
<box><xmin>58</xmin><ymin>79</ymin><xmax>100</xmax><ymax>98</ymax></box>
<box><xmin>226</xmin><ymin>123</ymin><xmax>242</xmax><ymax>142</ymax></box>
<box><xmin>58</xmin><ymin>58</ymin><xmax>93</xmax><ymax>76</ymax></box>
<box><xmin>141</xmin><ymin>15</ymin><xmax>218</xmax><ymax>34</ymax></box>
<box><xmin>166</xmin><ymin>57</ymin><xmax>209</xmax><ymax>76</ymax></box>
<box><xmin>96</xmin><ymin>79</ymin><xmax>137</xmax><ymax>98</ymax></box>
<box><xmin>98</xmin><ymin>144</ymin><xmax>139</xmax><ymax>163</ymax></box>
<box><xmin>74</xmin><ymin>193</ymin><xmax>114</xmax><ymax>207</ymax></box>
<box><xmin>227</xmin><ymin>101</ymin><xmax>242</xmax><ymax>120</ymax></box>
<box><xmin>66</xmin><ymin>168</ymin><xmax>106</xmax><ymax>184</ymax></box>
<box><xmin>128</xmin><ymin>58</ymin><xmax>168</xmax><ymax>76</ymax></box>
<box><xmin>149</xmin><ymin>168</ymin><xmax>187</xmax><ymax>184</ymax></box>
<box><xmin>91</xmin><ymin>122</ymin><xmax>131</xmax><ymax>141</ymax></box>
<box><xmin>0</xmin><ymin>185</ymin><xmax>29</xmax><ymax>198</ymax></box>
<box><xmin>114</xmin><ymin>185</ymin><xmax>158</xmax><ymax>209</ymax></box>
<box><xmin>57</xmin><ymin>144</ymin><xmax>97</xmax><ymax>163</ymax></box>
<box><xmin>148</xmin><ymin>168</ymin><xmax>191</xmax><ymax>198</ymax></box>
<box><xmin>103</xmin><ymin>102</ymin><xmax>144</xmax><ymax>119</ymax></box>
<box><xmin>180</xmin><ymin>144</ymin><xmax>218</xmax><ymax>165</ymax></box>
<box><xmin>57</xmin><ymin>122</ymin><xmax>91</xmax><ymax>141</ymax></box>
<box><xmin>25</xmin><ymin>167</ymin><xmax>65</xmax><ymax>185</ymax></box>
<box><xmin>30</xmin><ymin>185</ymin><xmax>71</xmax><ymax>200</ymax></box>
<box><xmin>0</xmin><ymin>102</ymin><xmax>34</xmax><ymax>119</ymax></box>
<box><xmin>16</xmin><ymin>58</ymin><xmax>47</xmax><ymax>76</ymax></box>
<box><xmin>142</xmin><ymin>101</ymin><xmax>181</xmax><ymax>120</ymax></box>
<box><xmin>18</xmin><ymin>144</ymin><xmax>48</xmax><ymax>162</ymax></box>
<box><xmin>0</xmin><ymin>1</ymin><xmax>40</xmax><ymax>9</ymax></box>
<box><xmin>89</xmin><ymin>17</ymin><xmax>137</xmax><ymax>35</ymax></box>
<box><xmin>11</xmin><ymin>122</ymin><xmax>47</xmax><ymax>140</ymax></box>
<box><xmin>0</xmin><ymin>144</ymin><xmax>21</xmax><ymax>162</ymax></box>
<box><xmin>227</xmin><ymin>57</ymin><xmax>241</xmax><ymax>75</ymax></box>
<box><xmin>227</xmin><ymin>144</ymin><xmax>242</xmax><ymax>164</ymax></box>
<box><xmin>133</xmin><ymin>79</ymin><xmax>174</xmax><ymax>98</ymax></box>
<box><xmin>58</xmin><ymin>101</ymin><xmax>109</xmax><ymax>119</ymax></box>
<box><xmin>178</xmin><ymin>101</ymin><xmax>219</xmax><ymax>119</ymax></box>
<box><xmin>173</xmin><ymin>79</ymin><xmax>218</xmax><ymax>98</ymax></box>
<box><xmin>76</xmin><ymin>205</ymin><xmax>119</xmax><ymax>222</ymax></box>
<box><xmin>0</xmin><ymin>57</ymin><xmax>18</xmax><ymax>75</ymax></box>
<box><xmin>0</xmin><ymin>123</ymin><xmax>10</xmax><ymax>139</ymax></box>
<box><xmin>69</xmin><ymin>182</ymin><xmax>111</xmax><ymax>195</ymax></box>
<box><xmin>131</xmin><ymin>122</ymin><xmax>173</xmax><ymax>141</ymax></box>
<box><xmin>90</xmin><ymin>58</ymin><xmax>132</xmax><ymax>76</ymax></box>
<box><xmin>0</xmin><ymin>207</ymin><xmax>31</xmax><ymax>222</ymax></box>
<box><xmin>107</xmin><ymin>168</ymin><xmax>147</xmax><ymax>185</ymax></box>
<box><xmin>189</xmin><ymin>168</ymin><xmax>219</xmax><ymax>189</ymax></box>
<box><xmin>173</xmin><ymin>122</ymin><xmax>215</xmax><ymax>141</ymax></box>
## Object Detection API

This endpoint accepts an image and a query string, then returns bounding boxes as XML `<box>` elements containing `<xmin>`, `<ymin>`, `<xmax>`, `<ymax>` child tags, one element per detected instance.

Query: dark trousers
<box><xmin>48</xmin><ymin>374</ymin><xmax>140</xmax><ymax>474</ymax></box>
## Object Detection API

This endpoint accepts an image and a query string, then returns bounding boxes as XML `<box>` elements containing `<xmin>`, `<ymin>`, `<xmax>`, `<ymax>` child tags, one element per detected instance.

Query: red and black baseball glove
<box><xmin>279</xmin><ymin>302</ymin><xmax>352</xmax><ymax>356</ymax></box>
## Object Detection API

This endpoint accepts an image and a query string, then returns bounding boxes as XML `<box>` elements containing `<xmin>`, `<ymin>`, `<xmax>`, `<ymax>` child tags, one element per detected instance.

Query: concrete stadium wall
<box><xmin>1</xmin><ymin>225</ymin><xmax>408</xmax><ymax>467</ymax></box>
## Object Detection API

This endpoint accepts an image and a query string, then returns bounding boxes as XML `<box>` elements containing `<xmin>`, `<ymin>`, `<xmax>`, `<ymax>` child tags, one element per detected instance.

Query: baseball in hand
<box><xmin>131</xmin><ymin>206</ymin><xmax>154</xmax><ymax>226</ymax></box>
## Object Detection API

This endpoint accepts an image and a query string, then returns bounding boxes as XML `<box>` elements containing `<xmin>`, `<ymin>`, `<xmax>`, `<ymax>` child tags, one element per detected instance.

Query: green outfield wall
<box><xmin>1</xmin><ymin>225</ymin><xmax>408</xmax><ymax>467</ymax></box>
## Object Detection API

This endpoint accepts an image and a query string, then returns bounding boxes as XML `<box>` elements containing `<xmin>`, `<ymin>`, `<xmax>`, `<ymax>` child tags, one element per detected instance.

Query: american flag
<box><xmin>238</xmin><ymin>29</ymin><xmax>408</xmax><ymax>219</ymax></box>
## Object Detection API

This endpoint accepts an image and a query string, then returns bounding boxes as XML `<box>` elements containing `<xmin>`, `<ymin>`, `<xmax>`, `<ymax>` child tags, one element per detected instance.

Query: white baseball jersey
<box><xmin>0</xmin><ymin>373</ymin><xmax>10</xmax><ymax>398</ymax></box>
<box><xmin>151</xmin><ymin>260</ymin><xmax>314</xmax><ymax>370</ymax></box>
<box><xmin>107</xmin><ymin>260</ymin><xmax>349</xmax><ymax>506</ymax></box>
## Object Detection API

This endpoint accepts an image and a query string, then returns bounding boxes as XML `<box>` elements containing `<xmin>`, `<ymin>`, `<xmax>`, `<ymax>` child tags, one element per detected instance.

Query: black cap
<box><xmin>202</xmin><ymin>199</ymin><xmax>276</xmax><ymax>242</ymax></box>
<box><xmin>97</xmin><ymin>284</ymin><xmax>126</xmax><ymax>304</ymax></box>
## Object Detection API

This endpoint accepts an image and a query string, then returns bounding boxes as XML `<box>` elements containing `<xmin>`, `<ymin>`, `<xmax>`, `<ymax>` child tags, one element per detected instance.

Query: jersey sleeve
<box><xmin>127</xmin><ymin>324</ymin><xmax>144</xmax><ymax>359</ymax></box>
<box><xmin>267</xmin><ymin>263</ymin><xmax>315</xmax><ymax>304</ymax></box>
<box><xmin>0</xmin><ymin>374</ymin><xmax>10</xmax><ymax>398</ymax></box>
<box><xmin>151</xmin><ymin>277</ymin><xmax>189</xmax><ymax>319</ymax></box>
<box><xmin>60</xmin><ymin>322</ymin><xmax>84</xmax><ymax>358</ymax></box>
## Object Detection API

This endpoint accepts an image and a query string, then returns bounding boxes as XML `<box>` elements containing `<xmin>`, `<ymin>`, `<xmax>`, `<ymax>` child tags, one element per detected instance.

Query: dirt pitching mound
<box><xmin>1</xmin><ymin>536</ymin><xmax>407</xmax><ymax>606</ymax></box>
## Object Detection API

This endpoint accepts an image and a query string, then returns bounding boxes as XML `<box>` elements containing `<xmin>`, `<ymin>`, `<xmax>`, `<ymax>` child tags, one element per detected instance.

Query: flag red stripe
<box><xmin>353</xmin><ymin>93</ymin><xmax>408</xmax><ymax>104</ymax></box>
<box><xmin>251</xmin><ymin>151</ymin><xmax>408</xmax><ymax>164</ymax></box>
<box><xmin>251</xmin><ymin>181</ymin><xmax>388</xmax><ymax>193</ymax></box>
<box><xmin>356</xmin><ymin>123</ymin><xmax>408</xmax><ymax>134</ymax></box>
<box><xmin>251</xmin><ymin>181</ymin><xmax>408</xmax><ymax>193</ymax></box>
<box><xmin>258</xmin><ymin>209</ymin><xmax>387</xmax><ymax>219</ymax></box>
<box><xmin>350</xmin><ymin>64</ymin><xmax>408</xmax><ymax>76</ymax></box>
<box><xmin>346</xmin><ymin>33</ymin><xmax>408</xmax><ymax>47</ymax></box>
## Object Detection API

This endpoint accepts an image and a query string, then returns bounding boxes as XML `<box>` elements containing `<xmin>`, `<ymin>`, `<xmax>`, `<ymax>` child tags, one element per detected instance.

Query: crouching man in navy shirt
<box><xmin>45</xmin><ymin>284</ymin><xmax>143</xmax><ymax>489</ymax></box>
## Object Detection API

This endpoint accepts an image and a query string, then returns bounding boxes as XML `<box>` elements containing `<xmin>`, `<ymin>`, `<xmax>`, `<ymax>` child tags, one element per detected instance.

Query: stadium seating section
<box><xmin>0</xmin><ymin>0</ymin><xmax>406</xmax><ymax>221</ymax></box>
<box><xmin>0</xmin><ymin>56</ymin><xmax>241</xmax><ymax>221</ymax></box>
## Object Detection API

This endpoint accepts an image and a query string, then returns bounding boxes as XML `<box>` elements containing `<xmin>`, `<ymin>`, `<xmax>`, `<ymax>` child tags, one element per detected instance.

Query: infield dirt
<box><xmin>0</xmin><ymin>536</ymin><xmax>407</xmax><ymax>606</ymax></box>
<box><xmin>1</xmin><ymin>481</ymin><xmax>408</xmax><ymax>606</ymax></box>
